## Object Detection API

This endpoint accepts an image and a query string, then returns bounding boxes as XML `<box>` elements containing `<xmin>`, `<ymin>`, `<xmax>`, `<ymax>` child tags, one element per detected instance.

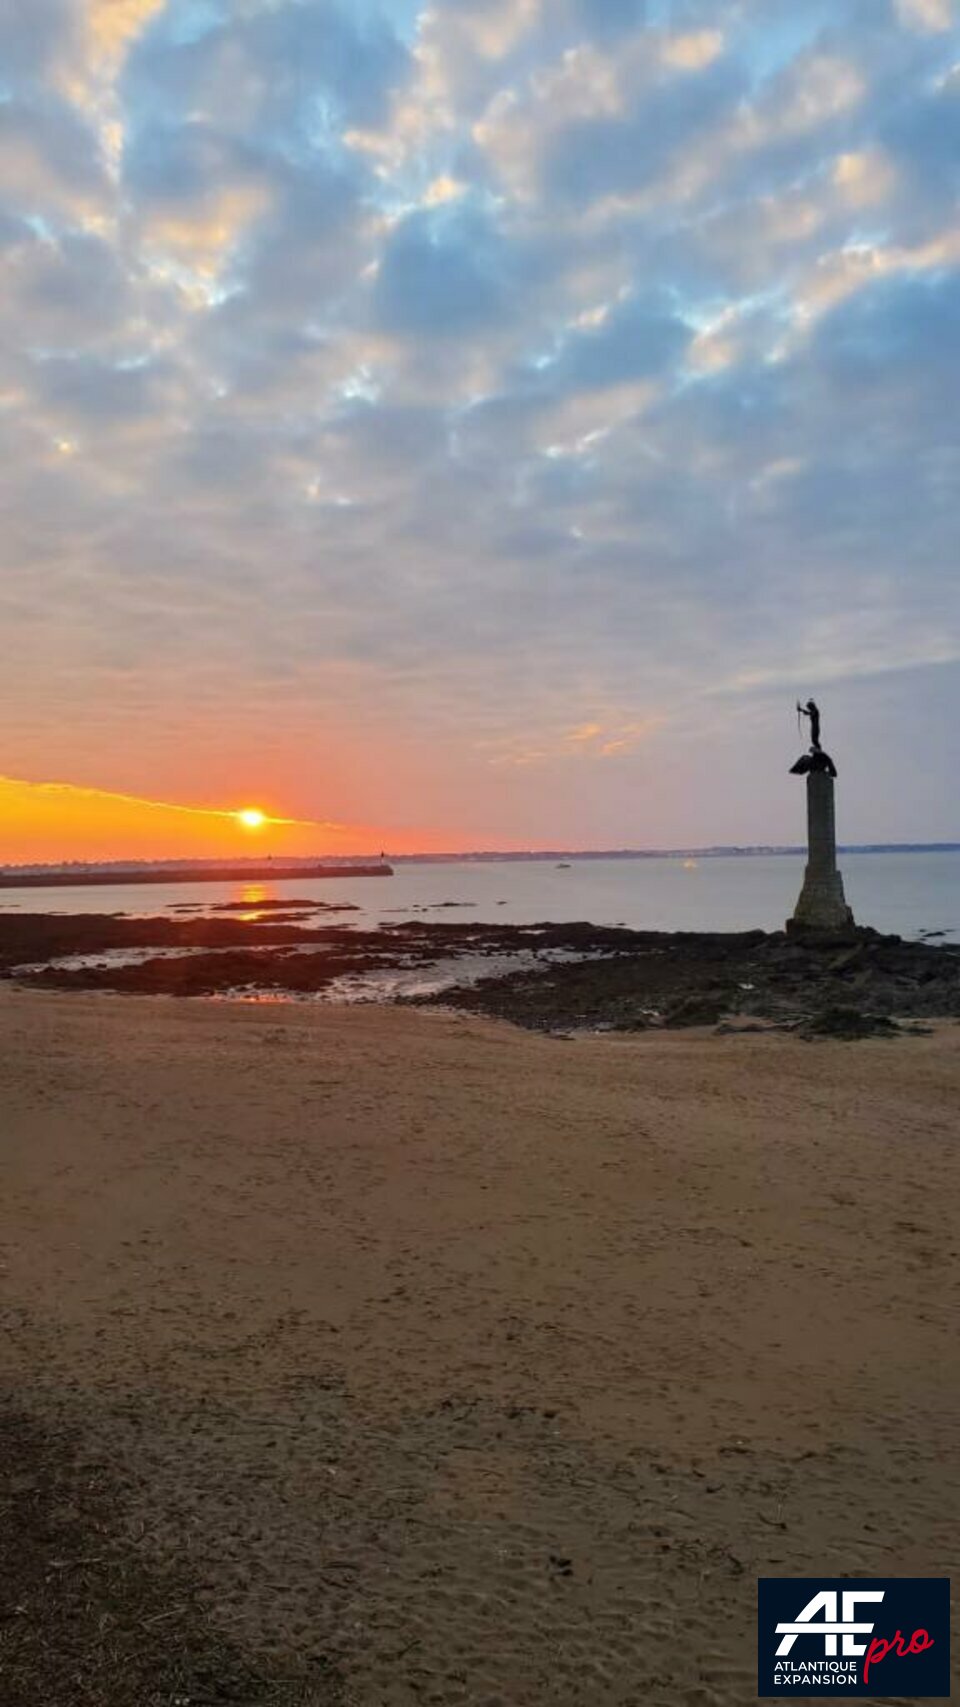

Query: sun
<box><xmin>237</xmin><ymin>807</ymin><xmax>267</xmax><ymax>830</ymax></box>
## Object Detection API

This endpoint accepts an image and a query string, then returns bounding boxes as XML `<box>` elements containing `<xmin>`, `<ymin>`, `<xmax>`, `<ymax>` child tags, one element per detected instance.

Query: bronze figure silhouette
<box><xmin>790</xmin><ymin>698</ymin><xmax>837</xmax><ymax>776</ymax></box>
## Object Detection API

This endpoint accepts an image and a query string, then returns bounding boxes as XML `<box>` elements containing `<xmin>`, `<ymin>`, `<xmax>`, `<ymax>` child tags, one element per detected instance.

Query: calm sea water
<box><xmin>2</xmin><ymin>853</ymin><xmax>957</xmax><ymax>942</ymax></box>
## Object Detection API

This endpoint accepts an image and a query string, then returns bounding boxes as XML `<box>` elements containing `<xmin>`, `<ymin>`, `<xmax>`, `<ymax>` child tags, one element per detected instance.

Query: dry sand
<box><xmin>1</xmin><ymin>990</ymin><xmax>958</xmax><ymax>1704</ymax></box>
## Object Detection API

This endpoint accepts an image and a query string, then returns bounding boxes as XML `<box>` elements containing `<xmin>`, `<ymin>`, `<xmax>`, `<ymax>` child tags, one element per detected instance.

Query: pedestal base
<box><xmin>787</xmin><ymin>865</ymin><xmax>855</xmax><ymax>933</ymax></box>
<box><xmin>788</xmin><ymin>767</ymin><xmax>856</xmax><ymax>934</ymax></box>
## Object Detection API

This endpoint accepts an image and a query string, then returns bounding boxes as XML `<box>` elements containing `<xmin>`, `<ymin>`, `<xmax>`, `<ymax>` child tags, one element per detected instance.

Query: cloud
<box><xmin>0</xmin><ymin>0</ymin><xmax>959</xmax><ymax>844</ymax></box>
<box><xmin>476</xmin><ymin>35</ymin><xmax>744</xmax><ymax>207</ymax></box>
<box><xmin>32</xmin><ymin>351</ymin><xmax>175</xmax><ymax>422</ymax></box>
<box><xmin>808</xmin><ymin>266</ymin><xmax>960</xmax><ymax>404</ymax></box>
<box><xmin>84</xmin><ymin>0</ymin><xmax>168</xmax><ymax>64</ymax></box>
<box><xmin>0</xmin><ymin>0</ymin><xmax>74</xmax><ymax>83</ymax></box>
<box><xmin>0</xmin><ymin>225</ymin><xmax>132</xmax><ymax>345</ymax></box>
<box><xmin>486</xmin><ymin>714</ymin><xmax>664</xmax><ymax>767</ymax></box>
<box><xmin>121</xmin><ymin>1</ymin><xmax>409</xmax><ymax>143</ymax></box>
<box><xmin>0</xmin><ymin>95</ymin><xmax>107</xmax><ymax>222</ymax></box>
<box><xmin>373</xmin><ymin>204</ymin><xmax>508</xmax><ymax>334</ymax></box>
<box><xmin>895</xmin><ymin>0</ymin><xmax>955</xmax><ymax>32</ymax></box>
<box><xmin>572</xmin><ymin>0</ymin><xmax>649</xmax><ymax>34</ymax></box>
<box><xmin>548</xmin><ymin>291</ymin><xmax>691</xmax><ymax>388</ymax></box>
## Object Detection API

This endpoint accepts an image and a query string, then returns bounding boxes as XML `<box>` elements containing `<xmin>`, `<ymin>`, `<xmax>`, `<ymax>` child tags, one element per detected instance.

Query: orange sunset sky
<box><xmin>0</xmin><ymin>775</ymin><xmax>465</xmax><ymax>865</ymax></box>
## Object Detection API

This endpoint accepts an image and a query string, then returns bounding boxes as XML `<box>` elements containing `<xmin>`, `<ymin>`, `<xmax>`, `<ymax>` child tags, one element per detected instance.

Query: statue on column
<box><xmin>786</xmin><ymin>696</ymin><xmax>855</xmax><ymax>931</ymax></box>
<box><xmin>789</xmin><ymin>698</ymin><xmax>837</xmax><ymax>777</ymax></box>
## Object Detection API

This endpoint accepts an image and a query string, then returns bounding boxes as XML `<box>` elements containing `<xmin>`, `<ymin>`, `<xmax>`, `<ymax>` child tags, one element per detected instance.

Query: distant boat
<box><xmin>556</xmin><ymin>861</ymin><xmax>572</xmax><ymax>868</ymax></box>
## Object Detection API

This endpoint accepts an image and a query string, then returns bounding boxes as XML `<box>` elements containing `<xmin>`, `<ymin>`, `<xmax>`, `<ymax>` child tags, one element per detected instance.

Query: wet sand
<box><xmin>1</xmin><ymin>990</ymin><xmax>958</xmax><ymax>1704</ymax></box>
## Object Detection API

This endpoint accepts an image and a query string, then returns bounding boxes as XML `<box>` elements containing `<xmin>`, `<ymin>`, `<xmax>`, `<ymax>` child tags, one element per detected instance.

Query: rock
<box><xmin>663</xmin><ymin>993</ymin><xmax>730</xmax><ymax>1028</ymax></box>
<box><xmin>800</xmin><ymin>1006</ymin><xmax>899</xmax><ymax>1041</ymax></box>
<box><xmin>828</xmin><ymin>945</ymin><xmax>867</xmax><ymax>973</ymax></box>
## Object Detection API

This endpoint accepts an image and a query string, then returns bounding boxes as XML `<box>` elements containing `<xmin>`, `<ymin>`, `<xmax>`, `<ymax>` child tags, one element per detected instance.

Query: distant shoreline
<box><xmin>395</xmin><ymin>844</ymin><xmax>960</xmax><ymax>862</ymax></box>
<box><xmin>1</xmin><ymin>843</ymin><xmax>957</xmax><ymax>881</ymax></box>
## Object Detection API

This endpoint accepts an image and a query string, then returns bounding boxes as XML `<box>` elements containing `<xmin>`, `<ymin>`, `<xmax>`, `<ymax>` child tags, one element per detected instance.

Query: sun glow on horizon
<box><xmin>0</xmin><ymin>772</ymin><xmax>470</xmax><ymax>863</ymax></box>
<box><xmin>0</xmin><ymin>774</ymin><xmax>332</xmax><ymax>831</ymax></box>
<box><xmin>0</xmin><ymin>772</ymin><xmax>356</xmax><ymax>862</ymax></box>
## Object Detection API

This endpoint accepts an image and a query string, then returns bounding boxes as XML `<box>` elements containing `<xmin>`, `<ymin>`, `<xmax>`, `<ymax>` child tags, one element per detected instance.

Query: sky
<box><xmin>1</xmin><ymin>0</ymin><xmax>958</xmax><ymax>861</ymax></box>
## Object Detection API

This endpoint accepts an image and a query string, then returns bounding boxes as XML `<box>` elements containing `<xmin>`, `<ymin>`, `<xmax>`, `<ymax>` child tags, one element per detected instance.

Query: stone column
<box><xmin>788</xmin><ymin>770</ymin><xmax>855</xmax><ymax>933</ymax></box>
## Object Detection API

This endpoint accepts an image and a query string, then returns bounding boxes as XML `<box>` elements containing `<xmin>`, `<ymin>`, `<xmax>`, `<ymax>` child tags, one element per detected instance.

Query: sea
<box><xmin>2</xmin><ymin>852</ymin><xmax>957</xmax><ymax>943</ymax></box>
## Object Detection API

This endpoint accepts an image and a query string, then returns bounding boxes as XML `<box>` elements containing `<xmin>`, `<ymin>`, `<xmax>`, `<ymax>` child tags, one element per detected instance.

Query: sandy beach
<box><xmin>1</xmin><ymin>990</ymin><xmax>958</xmax><ymax>1705</ymax></box>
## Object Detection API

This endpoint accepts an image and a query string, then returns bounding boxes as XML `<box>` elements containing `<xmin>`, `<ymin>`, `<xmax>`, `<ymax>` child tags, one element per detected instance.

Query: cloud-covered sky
<box><xmin>1</xmin><ymin>0</ymin><xmax>958</xmax><ymax>855</ymax></box>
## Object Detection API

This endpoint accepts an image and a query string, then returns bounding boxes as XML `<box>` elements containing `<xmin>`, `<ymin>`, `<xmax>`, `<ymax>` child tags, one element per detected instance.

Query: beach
<box><xmin>1</xmin><ymin>990</ymin><xmax>958</xmax><ymax>1703</ymax></box>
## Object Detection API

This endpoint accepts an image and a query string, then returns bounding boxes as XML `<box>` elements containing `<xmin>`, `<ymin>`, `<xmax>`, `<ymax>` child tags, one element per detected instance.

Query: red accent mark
<box><xmin>863</xmin><ymin>1629</ymin><xmax>934</xmax><ymax>1686</ymax></box>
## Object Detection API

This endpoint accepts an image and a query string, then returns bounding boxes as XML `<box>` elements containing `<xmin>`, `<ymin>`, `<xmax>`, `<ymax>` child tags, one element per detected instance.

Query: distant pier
<box><xmin>0</xmin><ymin>864</ymin><xmax>394</xmax><ymax>890</ymax></box>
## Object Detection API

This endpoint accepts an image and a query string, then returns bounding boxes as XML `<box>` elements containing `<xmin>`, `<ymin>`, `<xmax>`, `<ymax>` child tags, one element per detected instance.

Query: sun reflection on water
<box><xmin>234</xmin><ymin>883</ymin><xmax>275</xmax><ymax>920</ymax></box>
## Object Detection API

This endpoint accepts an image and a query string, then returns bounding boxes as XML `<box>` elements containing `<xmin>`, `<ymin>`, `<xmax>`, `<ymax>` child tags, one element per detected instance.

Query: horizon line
<box><xmin>2</xmin><ymin>841</ymin><xmax>959</xmax><ymax>873</ymax></box>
